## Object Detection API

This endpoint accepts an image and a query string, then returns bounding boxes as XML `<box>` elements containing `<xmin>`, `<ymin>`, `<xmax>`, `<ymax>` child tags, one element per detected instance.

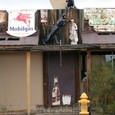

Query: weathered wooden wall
<box><xmin>38</xmin><ymin>9</ymin><xmax>78</xmax><ymax>45</ymax></box>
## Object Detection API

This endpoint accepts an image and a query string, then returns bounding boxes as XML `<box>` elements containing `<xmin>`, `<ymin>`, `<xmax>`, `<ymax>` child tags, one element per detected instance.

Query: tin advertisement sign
<box><xmin>7</xmin><ymin>9</ymin><xmax>36</xmax><ymax>37</ymax></box>
<box><xmin>84</xmin><ymin>8</ymin><xmax>115</xmax><ymax>32</ymax></box>
<box><xmin>40</xmin><ymin>10</ymin><xmax>48</xmax><ymax>23</ymax></box>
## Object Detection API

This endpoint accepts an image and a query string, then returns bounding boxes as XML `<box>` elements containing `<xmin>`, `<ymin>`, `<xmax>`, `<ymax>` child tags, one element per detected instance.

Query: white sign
<box><xmin>84</xmin><ymin>8</ymin><xmax>115</xmax><ymax>32</ymax></box>
<box><xmin>7</xmin><ymin>9</ymin><xmax>36</xmax><ymax>37</ymax></box>
<box><xmin>0</xmin><ymin>12</ymin><xmax>7</xmax><ymax>23</ymax></box>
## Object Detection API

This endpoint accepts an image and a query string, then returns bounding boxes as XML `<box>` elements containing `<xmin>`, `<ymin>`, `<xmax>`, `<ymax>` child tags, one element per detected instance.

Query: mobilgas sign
<box><xmin>7</xmin><ymin>9</ymin><xmax>36</xmax><ymax>37</ymax></box>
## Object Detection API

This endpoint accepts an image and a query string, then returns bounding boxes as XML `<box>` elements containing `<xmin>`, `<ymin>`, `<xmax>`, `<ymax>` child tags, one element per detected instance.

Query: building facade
<box><xmin>0</xmin><ymin>8</ymin><xmax>115</xmax><ymax>114</ymax></box>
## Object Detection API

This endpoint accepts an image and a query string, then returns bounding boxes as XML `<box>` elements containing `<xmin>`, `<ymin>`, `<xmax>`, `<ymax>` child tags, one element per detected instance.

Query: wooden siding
<box><xmin>39</xmin><ymin>9</ymin><xmax>78</xmax><ymax>45</ymax></box>
<box><xmin>43</xmin><ymin>51</ymin><xmax>80</xmax><ymax>106</ymax></box>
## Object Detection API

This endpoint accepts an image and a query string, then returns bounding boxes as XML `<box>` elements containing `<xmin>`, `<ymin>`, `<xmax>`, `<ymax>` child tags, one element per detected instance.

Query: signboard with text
<box><xmin>84</xmin><ymin>8</ymin><xmax>115</xmax><ymax>32</ymax></box>
<box><xmin>7</xmin><ymin>9</ymin><xmax>36</xmax><ymax>37</ymax></box>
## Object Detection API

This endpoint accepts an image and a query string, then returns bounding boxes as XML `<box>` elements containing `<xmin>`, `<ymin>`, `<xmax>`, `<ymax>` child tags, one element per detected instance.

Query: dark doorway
<box><xmin>43</xmin><ymin>51</ymin><xmax>79</xmax><ymax>106</ymax></box>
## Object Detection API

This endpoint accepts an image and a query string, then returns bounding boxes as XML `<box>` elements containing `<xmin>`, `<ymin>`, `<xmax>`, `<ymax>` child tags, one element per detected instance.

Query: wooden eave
<box><xmin>0</xmin><ymin>44</ymin><xmax>115</xmax><ymax>52</ymax></box>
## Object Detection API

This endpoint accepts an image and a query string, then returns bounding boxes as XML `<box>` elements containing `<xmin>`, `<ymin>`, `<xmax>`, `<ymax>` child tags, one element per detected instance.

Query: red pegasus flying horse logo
<box><xmin>15</xmin><ymin>13</ymin><xmax>31</xmax><ymax>27</ymax></box>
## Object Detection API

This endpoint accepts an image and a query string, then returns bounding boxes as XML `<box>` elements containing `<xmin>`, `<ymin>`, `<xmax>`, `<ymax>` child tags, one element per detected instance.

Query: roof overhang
<box><xmin>81</xmin><ymin>31</ymin><xmax>115</xmax><ymax>44</ymax></box>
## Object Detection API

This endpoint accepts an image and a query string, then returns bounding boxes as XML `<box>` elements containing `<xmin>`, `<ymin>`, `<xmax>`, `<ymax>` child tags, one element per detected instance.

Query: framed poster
<box><xmin>40</xmin><ymin>10</ymin><xmax>48</xmax><ymax>23</ymax></box>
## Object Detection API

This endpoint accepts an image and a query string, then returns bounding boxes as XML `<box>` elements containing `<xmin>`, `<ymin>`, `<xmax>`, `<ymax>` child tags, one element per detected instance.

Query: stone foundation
<box><xmin>0</xmin><ymin>105</ymin><xmax>80</xmax><ymax>115</ymax></box>
<box><xmin>36</xmin><ymin>105</ymin><xmax>80</xmax><ymax>115</ymax></box>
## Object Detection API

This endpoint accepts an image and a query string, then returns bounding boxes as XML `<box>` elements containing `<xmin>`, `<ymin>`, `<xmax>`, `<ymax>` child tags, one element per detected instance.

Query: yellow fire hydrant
<box><xmin>78</xmin><ymin>92</ymin><xmax>90</xmax><ymax>115</ymax></box>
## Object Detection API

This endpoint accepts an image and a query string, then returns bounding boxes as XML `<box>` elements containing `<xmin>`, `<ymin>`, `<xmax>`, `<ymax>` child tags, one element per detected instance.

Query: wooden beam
<box><xmin>26</xmin><ymin>51</ymin><xmax>31</xmax><ymax>115</ymax></box>
<box><xmin>87</xmin><ymin>49</ymin><xmax>91</xmax><ymax>99</ymax></box>
<box><xmin>76</xmin><ymin>52</ymin><xmax>80</xmax><ymax>101</ymax></box>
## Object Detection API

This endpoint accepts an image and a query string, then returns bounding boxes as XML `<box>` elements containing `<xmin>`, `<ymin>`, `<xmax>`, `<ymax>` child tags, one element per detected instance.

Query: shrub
<box><xmin>91</xmin><ymin>62</ymin><xmax>115</xmax><ymax>114</ymax></box>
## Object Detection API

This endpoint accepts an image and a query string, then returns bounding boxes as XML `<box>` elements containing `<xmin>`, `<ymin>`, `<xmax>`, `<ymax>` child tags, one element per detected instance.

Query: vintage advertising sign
<box><xmin>7</xmin><ymin>9</ymin><xmax>36</xmax><ymax>37</ymax></box>
<box><xmin>0</xmin><ymin>11</ymin><xmax>7</xmax><ymax>24</ymax></box>
<box><xmin>40</xmin><ymin>10</ymin><xmax>48</xmax><ymax>23</ymax></box>
<box><xmin>84</xmin><ymin>8</ymin><xmax>115</xmax><ymax>32</ymax></box>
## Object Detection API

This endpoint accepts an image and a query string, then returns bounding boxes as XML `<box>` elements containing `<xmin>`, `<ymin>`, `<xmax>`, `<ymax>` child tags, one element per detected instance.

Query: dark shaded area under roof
<box><xmin>0</xmin><ymin>32</ymin><xmax>39</xmax><ymax>46</ymax></box>
<box><xmin>81</xmin><ymin>31</ymin><xmax>115</xmax><ymax>44</ymax></box>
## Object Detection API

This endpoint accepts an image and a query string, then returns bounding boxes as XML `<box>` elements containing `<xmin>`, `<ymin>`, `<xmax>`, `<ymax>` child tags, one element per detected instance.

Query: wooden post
<box><xmin>26</xmin><ymin>51</ymin><xmax>31</xmax><ymax>115</ymax></box>
<box><xmin>79</xmin><ymin>9</ymin><xmax>84</xmax><ymax>32</ymax></box>
<box><xmin>87</xmin><ymin>49</ymin><xmax>91</xmax><ymax>99</ymax></box>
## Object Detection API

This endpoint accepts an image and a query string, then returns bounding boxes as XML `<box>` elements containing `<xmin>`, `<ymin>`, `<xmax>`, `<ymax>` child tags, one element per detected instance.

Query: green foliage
<box><xmin>91</xmin><ymin>62</ymin><xmax>115</xmax><ymax>114</ymax></box>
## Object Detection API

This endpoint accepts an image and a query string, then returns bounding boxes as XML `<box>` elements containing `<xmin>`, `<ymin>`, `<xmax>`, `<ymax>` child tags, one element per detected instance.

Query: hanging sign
<box><xmin>7</xmin><ymin>9</ymin><xmax>36</xmax><ymax>37</ymax></box>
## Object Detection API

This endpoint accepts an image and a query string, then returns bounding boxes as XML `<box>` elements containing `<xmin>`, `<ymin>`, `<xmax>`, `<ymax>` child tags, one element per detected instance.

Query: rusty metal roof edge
<box><xmin>0</xmin><ymin>44</ymin><xmax>98</xmax><ymax>51</ymax></box>
<box><xmin>0</xmin><ymin>44</ymin><xmax>115</xmax><ymax>51</ymax></box>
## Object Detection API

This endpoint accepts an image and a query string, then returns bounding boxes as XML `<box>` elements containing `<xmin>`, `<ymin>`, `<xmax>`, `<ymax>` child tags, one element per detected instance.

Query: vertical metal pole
<box><xmin>26</xmin><ymin>51</ymin><xmax>31</xmax><ymax>115</ymax></box>
<box><xmin>87</xmin><ymin>49</ymin><xmax>91</xmax><ymax>99</ymax></box>
<box><xmin>86</xmin><ymin>50</ymin><xmax>91</xmax><ymax>115</ymax></box>
<box><xmin>60</xmin><ymin>40</ymin><xmax>62</xmax><ymax>67</ymax></box>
